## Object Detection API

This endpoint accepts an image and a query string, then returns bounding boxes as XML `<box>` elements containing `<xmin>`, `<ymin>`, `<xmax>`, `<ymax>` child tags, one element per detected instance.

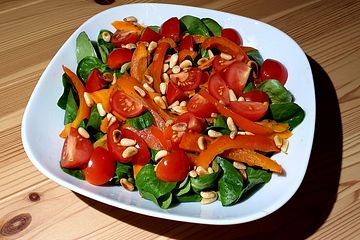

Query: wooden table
<box><xmin>0</xmin><ymin>0</ymin><xmax>359</xmax><ymax>239</ymax></box>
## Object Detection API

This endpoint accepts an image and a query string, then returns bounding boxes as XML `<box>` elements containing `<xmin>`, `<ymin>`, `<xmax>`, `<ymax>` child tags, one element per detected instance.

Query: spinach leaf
<box><xmin>61</xmin><ymin>167</ymin><xmax>85</xmax><ymax>180</ymax></box>
<box><xmin>200</xmin><ymin>47</ymin><xmax>209</xmax><ymax>58</ymax></box>
<box><xmin>76</xmin><ymin>56</ymin><xmax>107</xmax><ymax>82</ymax></box>
<box><xmin>64</xmin><ymin>89</ymin><xmax>78</xmax><ymax>125</ymax></box>
<box><xmin>270</xmin><ymin>102</ymin><xmax>305</xmax><ymax>130</ymax></box>
<box><xmin>241</xmin><ymin>167</ymin><xmax>272</xmax><ymax>197</ymax></box>
<box><xmin>205</xmin><ymin>115</ymin><xmax>230</xmax><ymax>135</ymax></box>
<box><xmin>150</xmin><ymin>149</ymin><xmax>159</xmax><ymax>163</ymax></box>
<box><xmin>258</xmin><ymin>79</ymin><xmax>293</xmax><ymax>103</ymax></box>
<box><xmin>246</xmin><ymin>49</ymin><xmax>264</xmax><ymax>67</ymax></box>
<box><xmin>243</xmin><ymin>82</ymin><xmax>255</xmax><ymax>93</ymax></box>
<box><xmin>175</xmin><ymin>193</ymin><xmax>202</xmax><ymax>203</ymax></box>
<box><xmin>57</xmin><ymin>73</ymin><xmax>72</xmax><ymax>110</ymax></box>
<box><xmin>97</xmin><ymin>30</ymin><xmax>114</xmax><ymax>63</ymax></box>
<box><xmin>126</xmin><ymin>111</ymin><xmax>154</xmax><ymax>130</ymax></box>
<box><xmin>87</xmin><ymin>105</ymin><xmax>102</xmax><ymax>130</ymax></box>
<box><xmin>201</xmin><ymin>18</ymin><xmax>222</xmax><ymax>36</ymax></box>
<box><xmin>216</xmin><ymin>157</ymin><xmax>243</xmax><ymax>206</ymax></box>
<box><xmin>190</xmin><ymin>171</ymin><xmax>220</xmax><ymax>193</ymax></box>
<box><xmin>180</xmin><ymin>15</ymin><xmax>210</xmax><ymax>37</ymax></box>
<box><xmin>148</xmin><ymin>25</ymin><xmax>160</xmax><ymax>33</ymax></box>
<box><xmin>76</xmin><ymin>31</ymin><xmax>97</xmax><ymax>64</ymax></box>
<box><xmin>175</xmin><ymin>177</ymin><xmax>191</xmax><ymax>196</ymax></box>
<box><xmin>158</xmin><ymin>192</ymin><xmax>173</xmax><ymax>209</ymax></box>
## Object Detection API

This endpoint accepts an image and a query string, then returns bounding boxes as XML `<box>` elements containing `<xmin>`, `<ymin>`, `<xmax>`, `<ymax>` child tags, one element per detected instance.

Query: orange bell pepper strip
<box><xmin>202</xmin><ymin>36</ymin><xmax>250</xmax><ymax>62</ymax></box>
<box><xmin>195</xmin><ymin>135</ymin><xmax>280</xmax><ymax>168</ymax></box>
<box><xmin>158</xmin><ymin>37</ymin><xmax>177</xmax><ymax>48</ymax></box>
<box><xmin>179</xmin><ymin>131</ymin><xmax>214</xmax><ymax>153</ymax></box>
<box><xmin>199</xmin><ymin>89</ymin><xmax>273</xmax><ymax>135</ymax></box>
<box><xmin>222</xmin><ymin>148</ymin><xmax>283</xmax><ymax>173</ymax></box>
<box><xmin>198</xmin><ymin>57</ymin><xmax>215</xmax><ymax>70</ymax></box>
<box><xmin>87</xmin><ymin>87</ymin><xmax>114</xmax><ymax>113</ymax></box>
<box><xmin>111</xmin><ymin>21</ymin><xmax>142</xmax><ymax>33</ymax></box>
<box><xmin>60</xmin><ymin>66</ymin><xmax>90</xmax><ymax>138</ymax></box>
<box><xmin>130</xmin><ymin>42</ymin><xmax>148</xmax><ymax>83</ymax></box>
<box><xmin>151</xmin><ymin>41</ymin><xmax>171</xmax><ymax>92</ymax></box>
<box><xmin>178</xmin><ymin>49</ymin><xmax>198</xmax><ymax>63</ymax></box>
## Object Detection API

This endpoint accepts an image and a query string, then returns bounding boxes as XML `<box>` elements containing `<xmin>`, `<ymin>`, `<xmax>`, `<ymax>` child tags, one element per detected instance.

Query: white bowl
<box><xmin>21</xmin><ymin>3</ymin><xmax>315</xmax><ymax>225</ymax></box>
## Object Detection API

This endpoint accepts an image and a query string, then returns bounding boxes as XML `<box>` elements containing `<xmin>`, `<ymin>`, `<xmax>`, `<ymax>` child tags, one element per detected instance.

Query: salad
<box><xmin>58</xmin><ymin>15</ymin><xmax>305</xmax><ymax>208</ymax></box>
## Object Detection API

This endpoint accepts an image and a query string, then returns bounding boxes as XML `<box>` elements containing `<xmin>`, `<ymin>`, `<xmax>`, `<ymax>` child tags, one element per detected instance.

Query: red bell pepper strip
<box><xmin>195</xmin><ymin>135</ymin><xmax>280</xmax><ymax>168</ymax></box>
<box><xmin>151</xmin><ymin>41</ymin><xmax>171</xmax><ymax>92</ymax></box>
<box><xmin>179</xmin><ymin>131</ymin><xmax>213</xmax><ymax>153</ymax></box>
<box><xmin>199</xmin><ymin>89</ymin><xmax>273</xmax><ymax>135</ymax></box>
<box><xmin>60</xmin><ymin>66</ymin><xmax>90</xmax><ymax>138</ymax></box>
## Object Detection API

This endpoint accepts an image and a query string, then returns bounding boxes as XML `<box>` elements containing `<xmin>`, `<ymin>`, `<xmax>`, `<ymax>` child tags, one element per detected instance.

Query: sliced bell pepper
<box><xmin>130</xmin><ymin>42</ymin><xmax>148</xmax><ymax>83</ymax></box>
<box><xmin>199</xmin><ymin>89</ymin><xmax>273</xmax><ymax>135</ymax></box>
<box><xmin>151</xmin><ymin>41</ymin><xmax>171</xmax><ymax>93</ymax></box>
<box><xmin>158</xmin><ymin>37</ymin><xmax>177</xmax><ymax>48</ymax></box>
<box><xmin>222</xmin><ymin>148</ymin><xmax>283</xmax><ymax>173</ymax></box>
<box><xmin>202</xmin><ymin>36</ymin><xmax>250</xmax><ymax>62</ymax></box>
<box><xmin>195</xmin><ymin>135</ymin><xmax>280</xmax><ymax>168</ymax></box>
<box><xmin>192</xmin><ymin>34</ymin><xmax>207</xmax><ymax>44</ymax></box>
<box><xmin>60</xmin><ymin>66</ymin><xmax>90</xmax><ymax>138</ymax></box>
<box><xmin>198</xmin><ymin>57</ymin><xmax>214</xmax><ymax>70</ymax></box>
<box><xmin>87</xmin><ymin>86</ymin><xmax>114</xmax><ymax>113</ymax></box>
<box><xmin>111</xmin><ymin>21</ymin><xmax>142</xmax><ymax>33</ymax></box>
<box><xmin>179</xmin><ymin>131</ymin><xmax>213</xmax><ymax>153</ymax></box>
<box><xmin>178</xmin><ymin>49</ymin><xmax>198</xmax><ymax>63</ymax></box>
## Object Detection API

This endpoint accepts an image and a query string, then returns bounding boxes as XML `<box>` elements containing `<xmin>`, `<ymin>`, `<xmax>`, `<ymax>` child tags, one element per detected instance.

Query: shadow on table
<box><xmin>76</xmin><ymin>56</ymin><xmax>342</xmax><ymax>240</ymax></box>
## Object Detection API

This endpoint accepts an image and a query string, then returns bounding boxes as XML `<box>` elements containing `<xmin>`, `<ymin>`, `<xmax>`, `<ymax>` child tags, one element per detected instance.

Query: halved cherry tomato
<box><xmin>223</xmin><ymin>61</ymin><xmax>251</xmax><ymax>96</ymax></box>
<box><xmin>260</xmin><ymin>59</ymin><xmax>288</xmax><ymax>85</ymax></box>
<box><xmin>179</xmin><ymin>35</ymin><xmax>194</xmax><ymax>51</ymax></box>
<box><xmin>61</xmin><ymin>127</ymin><xmax>93</xmax><ymax>168</ymax></box>
<box><xmin>139</xmin><ymin>27</ymin><xmax>162</xmax><ymax>42</ymax></box>
<box><xmin>200</xmin><ymin>71</ymin><xmax>209</xmax><ymax>84</ymax></box>
<box><xmin>175</xmin><ymin>112</ymin><xmax>205</xmax><ymax>133</ymax></box>
<box><xmin>212</xmin><ymin>55</ymin><xmax>235</xmax><ymax>73</ymax></box>
<box><xmin>156</xmin><ymin>150</ymin><xmax>191</xmax><ymax>182</ymax></box>
<box><xmin>159</xmin><ymin>17</ymin><xmax>180</xmax><ymax>42</ymax></box>
<box><xmin>163</xmin><ymin>125</ymin><xmax>184</xmax><ymax>150</ymax></box>
<box><xmin>241</xmin><ymin>90</ymin><xmax>269</xmax><ymax>103</ymax></box>
<box><xmin>83</xmin><ymin>147</ymin><xmax>116</xmax><ymax>185</ymax></box>
<box><xmin>187</xmin><ymin>93</ymin><xmax>216</xmax><ymax>118</ymax></box>
<box><xmin>85</xmin><ymin>68</ymin><xmax>107</xmax><ymax>93</ymax></box>
<box><xmin>110</xmin><ymin>90</ymin><xmax>145</xmax><ymax>118</ymax></box>
<box><xmin>208</xmin><ymin>72</ymin><xmax>230</xmax><ymax>105</ymax></box>
<box><xmin>230</xmin><ymin>101</ymin><xmax>268</xmax><ymax>121</ymax></box>
<box><xmin>111</xmin><ymin>30</ymin><xmax>139</xmax><ymax>47</ymax></box>
<box><xmin>221</xmin><ymin>28</ymin><xmax>243</xmax><ymax>46</ymax></box>
<box><xmin>171</xmin><ymin>68</ymin><xmax>202</xmax><ymax>91</ymax></box>
<box><xmin>107</xmin><ymin>48</ymin><xmax>133</xmax><ymax>69</ymax></box>
<box><xmin>150</xmin><ymin>125</ymin><xmax>172</xmax><ymax>151</ymax></box>
<box><xmin>107</xmin><ymin>123</ymin><xmax>131</xmax><ymax>163</ymax></box>
<box><xmin>166</xmin><ymin>80</ymin><xmax>187</xmax><ymax>104</ymax></box>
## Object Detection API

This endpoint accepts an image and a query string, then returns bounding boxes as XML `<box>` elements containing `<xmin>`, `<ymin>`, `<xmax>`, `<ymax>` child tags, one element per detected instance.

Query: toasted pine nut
<box><xmin>230</xmin><ymin>131</ymin><xmax>237</xmax><ymax>139</ymax></box>
<box><xmin>148</xmin><ymin>41</ymin><xmax>157</xmax><ymax>53</ymax></box>
<box><xmin>102</xmin><ymin>72</ymin><xmax>113</xmax><ymax>82</ymax></box>
<box><xmin>220</xmin><ymin>52</ymin><xmax>233</xmax><ymax>60</ymax></box>
<box><xmin>207</xmin><ymin>167</ymin><xmax>214</xmax><ymax>174</ymax></box>
<box><xmin>111</xmin><ymin>73</ymin><xmax>117</xmax><ymax>85</ymax></box>
<box><xmin>122</xmin><ymin>146</ymin><xmax>138</xmax><ymax>158</ymax></box>
<box><xmin>245</xmin><ymin>131</ymin><xmax>254</xmax><ymax>135</ymax></box>
<box><xmin>171</xmin><ymin>105</ymin><xmax>187</xmax><ymax>115</ymax></box>
<box><xmin>169</xmin><ymin>53</ymin><xmax>178</xmax><ymax>68</ymax></box>
<box><xmin>84</xmin><ymin>92</ymin><xmax>93</xmax><ymax>107</ymax></box>
<box><xmin>134</xmin><ymin>86</ymin><xmax>146</xmax><ymax>97</ymax></box>
<box><xmin>168</xmin><ymin>100</ymin><xmax>179</xmax><ymax>109</ymax></box>
<box><xmin>123</xmin><ymin>43</ymin><xmax>137</xmax><ymax>49</ymax></box>
<box><xmin>189</xmin><ymin>170</ymin><xmax>197</xmax><ymax>178</ymax></box>
<box><xmin>237</xmin><ymin>131</ymin><xmax>246</xmax><ymax>135</ymax></box>
<box><xmin>281</xmin><ymin>138</ymin><xmax>289</xmax><ymax>153</ymax></box>
<box><xmin>233</xmin><ymin>161</ymin><xmax>247</xmax><ymax>170</ymax></box>
<box><xmin>208</xmin><ymin>129</ymin><xmax>223</xmax><ymax>138</ymax></box>
<box><xmin>196</xmin><ymin>166</ymin><xmax>208</xmax><ymax>176</ymax></box>
<box><xmin>197</xmin><ymin>136</ymin><xmax>206</xmax><ymax>150</ymax></box>
<box><xmin>143</xmin><ymin>83</ymin><xmax>155</xmax><ymax>93</ymax></box>
<box><xmin>163</xmin><ymin>63</ymin><xmax>170</xmax><ymax>73</ymax></box>
<box><xmin>102</xmin><ymin>31</ymin><xmax>111</xmax><ymax>42</ymax></box>
<box><xmin>197</xmin><ymin>57</ymin><xmax>208</xmax><ymax>65</ymax></box>
<box><xmin>226</xmin><ymin>117</ymin><xmax>237</xmax><ymax>132</ymax></box>
<box><xmin>171</xmin><ymin>65</ymin><xmax>181</xmax><ymax>74</ymax></box>
<box><xmin>97</xmin><ymin>103</ymin><xmax>106</xmax><ymax>117</ymax></box>
<box><xmin>201</xmin><ymin>197</ymin><xmax>217</xmax><ymax>205</ymax></box>
<box><xmin>123</xmin><ymin>16</ymin><xmax>137</xmax><ymax>22</ymax></box>
<box><xmin>229</xmin><ymin>89</ymin><xmax>237</xmax><ymax>102</ymax></box>
<box><xmin>179</xmin><ymin>59</ymin><xmax>192</xmax><ymax>69</ymax></box>
<box><xmin>207</xmin><ymin>49</ymin><xmax>214</xmax><ymax>59</ymax></box>
<box><xmin>165</xmin><ymin>119</ymin><xmax>174</xmax><ymax>127</ymax></box>
<box><xmin>162</xmin><ymin>72</ymin><xmax>170</xmax><ymax>83</ymax></box>
<box><xmin>160</xmin><ymin>82</ymin><xmax>167</xmax><ymax>95</ymax></box>
<box><xmin>120</xmin><ymin>138</ymin><xmax>137</xmax><ymax>147</ymax></box>
<box><xmin>107</xmin><ymin>115</ymin><xmax>117</xmax><ymax>127</ymax></box>
<box><xmin>273</xmin><ymin>135</ymin><xmax>283</xmax><ymax>148</ymax></box>
<box><xmin>171</xmin><ymin>122</ymin><xmax>187</xmax><ymax>132</ymax></box>
<box><xmin>154</xmin><ymin>96</ymin><xmax>167</xmax><ymax>109</ymax></box>
<box><xmin>144</xmin><ymin>75</ymin><xmax>154</xmax><ymax>84</ymax></box>
<box><xmin>210</xmin><ymin>112</ymin><xmax>218</xmax><ymax>118</ymax></box>
<box><xmin>200</xmin><ymin>191</ymin><xmax>217</xmax><ymax>199</ymax></box>
<box><xmin>112</xmin><ymin>129</ymin><xmax>121</xmax><ymax>143</ymax></box>
<box><xmin>78</xmin><ymin>127</ymin><xmax>90</xmax><ymax>139</ymax></box>
<box><xmin>154</xmin><ymin>150</ymin><xmax>169</xmax><ymax>162</ymax></box>
<box><xmin>120</xmin><ymin>178</ymin><xmax>135</xmax><ymax>191</ymax></box>
<box><xmin>106</xmin><ymin>112</ymin><xmax>114</xmax><ymax>121</ymax></box>
<box><xmin>179</xmin><ymin>101</ymin><xmax>187</xmax><ymax>107</ymax></box>
<box><xmin>239</xmin><ymin>169</ymin><xmax>247</xmax><ymax>181</ymax></box>
<box><xmin>238</xmin><ymin>96</ymin><xmax>245</xmax><ymax>101</ymax></box>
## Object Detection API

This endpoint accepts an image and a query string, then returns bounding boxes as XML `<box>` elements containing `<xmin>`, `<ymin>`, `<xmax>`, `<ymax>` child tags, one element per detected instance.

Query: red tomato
<box><xmin>171</xmin><ymin>68</ymin><xmax>202</xmax><ymax>91</ymax></box>
<box><xmin>175</xmin><ymin>112</ymin><xmax>205</xmax><ymax>133</ymax></box>
<box><xmin>187</xmin><ymin>93</ymin><xmax>217</xmax><ymax>118</ymax></box>
<box><xmin>107</xmin><ymin>123</ymin><xmax>131</xmax><ymax>163</ymax></box>
<box><xmin>212</xmin><ymin>55</ymin><xmax>235</xmax><ymax>73</ymax></box>
<box><xmin>179</xmin><ymin>35</ymin><xmax>194</xmax><ymax>51</ymax></box>
<box><xmin>139</xmin><ymin>27</ymin><xmax>162</xmax><ymax>42</ymax></box>
<box><xmin>61</xmin><ymin>127</ymin><xmax>93</xmax><ymax>168</ymax></box>
<box><xmin>163</xmin><ymin>126</ymin><xmax>184</xmax><ymax>150</ymax></box>
<box><xmin>208</xmin><ymin>72</ymin><xmax>230</xmax><ymax>105</ymax></box>
<box><xmin>159</xmin><ymin>17</ymin><xmax>180</xmax><ymax>42</ymax></box>
<box><xmin>85</xmin><ymin>68</ymin><xmax>107</xmax><ymax>93</ymax></box>
<box><xmin>150</xmin><ymin>126</ymin><xmax>172</xmax><ymax>151</ymax></box>
<box><xmin>229</xmin><ymin>101</ymin><xmax>268</xmax><ymax>121</ymax></box>
<box><xmin>241</xmin><ymin>90</ymin><xmax>269</xmax><ymax>103</ymax></box>
<box><xmin>111</xmin><ymin>30</ymin><xmax>139</xmax><ymax>47</ymax></box>
<box><xmin>156</xmin><ymin>150</ymin><xmax>191</xmax><ymax>182</ymax></box>
<box><xmin>110</xmin><ymin>90</ymin><xmax>145</xmax><ymax>118</ymax></box>
<box><xmin>200</xmin><ymin>71</ymin><xmax>209</xmax><ymax>84</ymax></box>
<box><xmin>83</xmin><ymin>147</ymin><xmax>116</xmax><ymax>185</ymax></box>
<box><xmin>107</xmin><ymin>48</ymin><xmax>133</xmax><ymax>69</ymax></box>
<box><xmin>166</xmin><ymin>80</ymin><xmax>187</xmax><ymax>104</ymax></box>
<box><xmin>260</xmin><ymin>59</ymin><xmax>288</xmax><ymax>85</ymax></box>
<box><xmin>221</xmin><ymin>28</ymin><xmax>243</xmax><ymax>45</ymax></box>
<box><xmin>223</xmin><ymin>61</ymin><xmax>251</xmax><ymax>96</ymax></box>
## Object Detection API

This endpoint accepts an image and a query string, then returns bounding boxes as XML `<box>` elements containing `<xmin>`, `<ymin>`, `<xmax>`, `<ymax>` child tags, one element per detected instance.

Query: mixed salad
<box><xmin>58</xmin><ymin>15</ymin><xmax>305</xmax><ymax>208</ymax></box>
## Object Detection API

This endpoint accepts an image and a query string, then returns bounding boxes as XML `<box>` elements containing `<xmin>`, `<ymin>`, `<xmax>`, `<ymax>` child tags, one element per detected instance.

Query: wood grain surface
<box><xmin>0</xmin><ymin>0</ymin><xmax>359</xmax><ymax>239</ymax></box>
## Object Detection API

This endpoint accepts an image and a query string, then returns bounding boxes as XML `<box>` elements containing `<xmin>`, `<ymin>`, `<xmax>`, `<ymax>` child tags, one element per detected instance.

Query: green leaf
<box><xmin>87</xmin><ymin>105</ymin><xmax>102</xmax><ymax>130</ymax></box>
<box><xmin>176</xmin><ymin>177</ymin><xmax>191</xmax><ymax>196</ymax></box>
<box><xmin>97</xmin><ymin>30</ymin><xmax>114</xmax><ymax>63</ymax></box>
<box><xmin>205</xmin><ymin>115</ymin><xmax>231</xmax><ymax>135</ymax></box>
<box><xmin>175</xmin><ymin>193</ymin><xmax>202</xmax><ymax>203</ymax></box>
<box><xmin>270</xmin><ymin>102</ymin><xmax>305</xmax><ymax>130</ymax></box>
<box><xmin>158</xmin><ymin>192</ymin><xmax>173</xmax><ymax>209</ymax></box>
<box><xmin>64</xmin><ymin>90</ymin><xmax>78</xmax><ymax>125</ymax></box>
<box><xmin>201</xmin><ymin>18</ymin><xmax>222</xmax><ymax>36</ymax></box>
<box><xmin>190</xmin><ymin>171</ymin><xmax>220</xmax><ymax>193</ymax></box>
<box><xmin>180</xmin><ymin>15</ymin><xmax>210</xmax><ymax>37</ymax></box>
<box><xmin>246</xmin><ymin>49</ymin><xmax>264</xmax><ymax>67</ymax></box>
<box><xmin>115</xmin><ymin>162</ymin><xmax>133</xmax><ymax>180</ymax></box>
<box><xmin>61</xmin><ymin>167</ymin><xmax>85</xmax><ymax>180</ymax></box>
<box><xmin>243</xmin><ymin>82</ymin><xmax>255</xmax><ymax>93</ymax></box>
<box><xmin>126</xmin><ymin>111</ymin><xmax>154</xmax><ymax>130</ymax></box>
<box><xmin>57</xmin><ymin>73</ymin><xmax>73</xmax><ymax>110</ymax></box>
<box><xmin>76</xmin><ymin>56</ymin><xmax>107</xmax><ymax>82</ymax></box>
<box><xmin>76</xmin><ymin>31</ymin><xmax>98</xmax><ymax>64</ymax></box>
<box><xmin>258</xmin><ymin>80</ymin><xmax>293</xmax><ymax>103</ymax></box>
<box><xmin>148</xmin><ymin>25</ymin><xmax>160</xmax><ymax>33</ymax></box>
<box><xmin>241</xmin><ymin>167</ymin><xmax>272</xmax><ymax>197</ymax></box>
<box><xmin>216</xmin><ymin>157</ymin><xmax>243</xmax><ymax>206</ymax></box>
<box><xmin>200</xmin><ymin>47</ymin><xmax>209</xmax><ymax>58</ymax></box>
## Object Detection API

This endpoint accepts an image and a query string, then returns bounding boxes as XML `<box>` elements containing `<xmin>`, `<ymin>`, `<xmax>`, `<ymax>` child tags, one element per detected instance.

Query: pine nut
<box><xmin>196</xmin><ymin>166</ymin><xmax>208</xmax><ymax>176</ymax></box>
<box><xmin>168</xmin><ymin>100</ymin><xmax>179</xmax><ymax>109</ymax></box>
<box><xmin>281</xmin><ymin>138</ymin><xmax>289</xmax><ymax>153</ymax></box>
<box><xmin>171</xmin><ymin>65</ymin><xmax>181</xmax><ymax>74</ymax></box>
<box><xmin>197</xmin><ymin>136</ymin><xmax>206</xmax><ymax>150</ymax></box>
<box><xmin>78</xmin><ymin>127</ymin><xmax>90</xmax><ymax>139</ymax></box>
<box><xmin>200</xmin><ymin>191</ymin><xmax>217</xmax><ymax>199</ymax></box>
<box><xmin>107</xmin><ymin>115</ymin><xmax>117</xmax><ymax>127</ymax></box>
<box><xmin>189</xmin><ymin>170</ymin><xmax>197</xmax><ymax>178</ymax></box>
<box><xmin>171</xmin><ymin>105</ymin><xmax>187</xmax><ymax>115</ymax></box>
<box><xmin>210</xmin><ymin>112</ymin><xmax>218</xmax><ymax>118</ymax></box>
<box><xmin>122</xmin><ymin>146</ymin><xmax>138</xmax><ymax>158</ymax></box>
<box><xmin>238</xmin><ymin>131</ymin><xmax>246</xmax><ymax>135</ymax></box>
<box><xmin>165</xmin><ymin>119</ymin><xmax>174</xmax><ymax>127</ymax></box>
<box><xmin>273</xmin><ymin>135</ymin><xmax>283</xmax><ymax>148</ymax></box>
<box><xmin>201</xmin><ymin>197</ymin><xmax>217</xmax><ymax>205</ymax></box>
<box><xmin>169</xmin><ymin>53</ymin><xmax>178</xmax><ymax>68</ymax></box>
<box><xmin>111</xmin><ymin>73</ymin><xmax>117</xmax><ymax>85</ymax></box>
<box><xmin>144</xmin><ymin>75</ymin><xmax>154</xmax><ymax>84</ymax></box>
<box><xmin>143</xmin><ymin>83</ymin><xmax>155</xmax><ymax>93</ymax></box>
<box><xmin>233</xmin><ymin>161</ymin><xmax>247</xmax><ymax>170</ymax></box>
<box><xmin>226</xmin><ymin>117</ymin><xmax>237</xmax><ymax>132</ymax></box>
<box><xmin>106</xmin><ymin>112</ymin><xmax>114</xmax><ymax>121</ymax></box>
<box><xmin>171</xmin><ymin>122</ymin><xmax>187</xmax><ymax>132</ymax></box>
<box><xmin>229</xmin><ymin>89</ymin><xmax>237</xmax><ymax>102</ymax></box>
<box><xmin>220</xmin><ymin>52</ymin><xmax>233</xmax><ymax>60</ymax></box>
<box><xmin>163</xmin><ymin>63</ymin><xmax>170</xmax><ymax>73</ymax></box>
<box><xmin>162</xmin><ymin>72</ymin><xmax>170</xmax><ymax>83</ymax></box>
<box><xmin>160</xmin><ymin>82</ymin><xmax>167</xmax><ymax>95</ymax></box>
<box><xmin>208</xmin><ymin>129</ymin><xmax>223</xmax><ymax>138</ymax></box>
<box><xmin>134</xmin><ymin>86</ymin><xmax>146</xmax><ymax>97</ymax></box>
<box><xmin>238</xmin><ymin>96</ymin><xmax>245</xmax><ymax>101</ymax></box>
<box><xmin>179</xmin><ymin>59</ymin><xmax>192</xmax><ymax>69</ymax></box>
<box><xmin>148</xmin><ymin>41</ymin><xmax>157</xmax><ymax>53</ymax></box>
<box><xmin>123</xmin><ymin>43</ymin><xmax>137</xmax><ymax>49</ymax></box>
<box><xmin>102</xmin><ymin>72</ymin><xmax>113</xmax><ymax>82</ymax></box>
<box><xmin>245</xmin><ymin>131</ymin><xmax>254</xmax><ymax>135</ymax></box>
<box><xmin>154</xmin><ymin>150</ymin><xmax>169</xmax><ymax>162</ymax></box>
<box><xmin>123</xmin><ymin>16</ymin><xmax>137</xmax><ymax>22</ymax></box>
<box><xmin>120</xmin><ymin>138</ymin><xmax>137</xmax><ymax>147</ymax></box>
<box><xmin>197</xmin><ymin>57</ymin><xmax>208</xmax><ymax>65</ymax></box>
<box><xmin>97</xmin><ymin>103</ymin><xmax>106</xmax><ymax>117</ymax></box>
<box><xmin>101</xmin><ymin>31</ymin><xmax>111</xmax><ymax>42</ymax></box>
<box><xmin>154</xmin><ymin>96</ymin><xmax>167</xmax><ymax>109</ymax></box>
<box><xmin>239</xmin><ymin>169</ymin><xmax>247</xmax><ymax>181</ymax></box>
<box><xmin>112</xmin><ymin>129</ymin><xmax>121</xmax><ymax>143</ymax></box>
<box><xmin>84</xmin><ymin>92</ymin><xmax>93</xmax><ymax>107</ymax></box>
<box><xmin>207</xmin><ymin>167</ymin><xmax>214</xmax><ymax>174</ymax></box>
<box><xmin>179</xmin><ymin>101</ymin><xmax>187</xmax><ymax>107</ymax></box>
<box><xmin>207</xmin><ymin>49</ymin><xmax>214</xmax><ymax>59</ymax></box>
<box><xmin>120</xmin><ymin>178</ymin><xmax>135</xmax><ymax>191</ymax></box>
<box><xmin>230</xmin><ymin>131</ymin><xmax>237</xmax><ymax>139</ymax></box>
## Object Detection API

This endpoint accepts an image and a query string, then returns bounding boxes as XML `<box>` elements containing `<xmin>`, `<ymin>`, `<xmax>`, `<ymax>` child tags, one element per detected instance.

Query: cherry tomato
<box><xmin>163</xmin><ymin>125</ymin><xmax>184</xmax><ymax>150</ymax></box>
<box><xmin>139</xmin><ymin>27</ymin><xmax>162</xmax><ymax>42</ymax></box>
<box><xmin>179</xmin><ymin>35</ymin><xmax>194</xmax><ymax>51</ymax></box>
<box><xmin>212</xmin><ymin>55</ymin><xmax>235</xmax><ymax>73</ymax></box>
<box><xmin>166</xmin><ymin>80</ymin><xmax>187</xmax><ymax>104</ymax></box>
<box><xmin>111</xmin><ymin>30</ymin><xmax>139</xmax><ymax>47</ymax></box>
<box><xmin>260</xmin><ymin>59</ymin><xmax>288</xmax><ymax>85</ymax></box>
<box><xmin>121</xmin><ymin>128</ymin><xmax>150</xmax><ymax>166</ymax></box>
<box><xmin>85</xmin><ymin>68</ymin><xmax>107</xmax><ymax>93</ymax></box>
<box><xmin>83</xmin><ymin>147</ymin><xmax>116</xmax><ymax>186</ymax></box>
<box><xmin>107</xmin><ymin>123</ymin><xmax>131</xmax><ymax>163</ymax></box>
<box><xmin>229</xmin><ymin>101</ymin><xmax>268</xmax><ymax>121</ymax></box>
<box><xmin>223</xmin><ymin>61</ymin><xmax>251</xmax><ymax>96</ymax></box>
<box><xmin>61</xmin><ymin>127</ymin><xmax>93</xmax><ymax>168</ymax></box>
<box><xmin>171</xmin><ymin>68</ymin><xmax>202</xmax><ymax>91</ymax></box>
<box><xmin>221</xmin><ymin>28</ymin><xmax>243</xmax><ymax>45</ymax></box>
<box><xmin>107</xmin><ymin>48</ymin><xmax>133</xmax><ymax>69</ymax></box>
<box><xmin>150</xmin><ymin>126</ymin><xmax>172</xmax><ymax>151</ymax></box>
<box><xmin>156</xmin><ymin>150</ymin><xmax>191</xmax><ymax>182</ymax></box>
<box><xmin>175</xmin><ymin>112</ymin><xmax>205</xmax><ymax>133</ymax></box>
<box><xmin>187</xmin><ymin>93</ymin><xmax>217</xmax><ymax>118</ymax></box>
<box><xmin>200</xmin><ymin>71</ymin><xmax>209</xmax><ymax>84</ymax></box>
<box><xmin>159</xmin><ymin>17</ymin><xmax>180</xmax><ymax>42</ymax></box>
<box><xmin>208</xmin><ymin>72</ymin><xmax>230</xmax><ymax>105</ymax></box>
<box><xmin>110</xmin><ymin>90</ymin><xmax>145</xmax><ymax>118</ymax></box>
<box><xmin>241</xmin><ymin>90</ymin><xmax>269</xmax><ymax>103</ymax></box>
